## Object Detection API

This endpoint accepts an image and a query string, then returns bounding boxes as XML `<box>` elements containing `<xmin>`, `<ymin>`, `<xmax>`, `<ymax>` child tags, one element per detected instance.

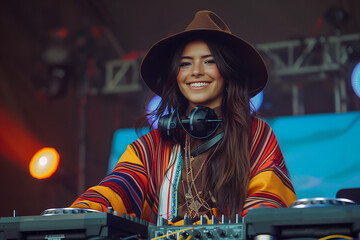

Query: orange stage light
<box><xmin>29</xmin><ymin>148</ymin><xmax>60</xmax><ymax>179</ymax></box>
<box><xmin>0</xmin><ymin>105</ymin><xmax>44</xmax><ymax>168</ymax></box>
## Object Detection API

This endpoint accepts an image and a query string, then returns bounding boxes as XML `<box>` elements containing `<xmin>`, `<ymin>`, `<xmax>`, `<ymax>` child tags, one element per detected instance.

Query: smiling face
<box><xmin>176</xmin><ymin>40</ymin><xmax>225</xmax><ymax>110</ymax></box>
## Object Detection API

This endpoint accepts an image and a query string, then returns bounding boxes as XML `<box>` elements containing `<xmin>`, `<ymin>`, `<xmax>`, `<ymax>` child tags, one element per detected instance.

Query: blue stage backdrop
<box><xmin>107</xmin><ymin>112</ymin><xmax>360</xmax><ymax>200</ymax></box>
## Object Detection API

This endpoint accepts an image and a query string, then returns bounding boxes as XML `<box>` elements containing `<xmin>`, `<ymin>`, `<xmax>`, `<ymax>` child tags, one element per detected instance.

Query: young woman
<box><xmin>70</xmin><ymin>10</ymin><xmax>296</xmax><ymax>224</ymax></box>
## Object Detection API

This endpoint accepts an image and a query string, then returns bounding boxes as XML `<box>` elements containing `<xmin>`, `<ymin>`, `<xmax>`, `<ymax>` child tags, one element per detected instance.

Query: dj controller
<box><xmin>0</xmin><ymin>198</ymin><xmax>359</xmax><ymax>240</ymax></box>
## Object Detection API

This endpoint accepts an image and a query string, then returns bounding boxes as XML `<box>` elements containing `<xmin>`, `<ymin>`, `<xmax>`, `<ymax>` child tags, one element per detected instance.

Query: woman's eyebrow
<box><xmin>180</xmin><ymin>54</ymin><xmax>213</xmax><ymax>59</ymax></box>
<box><xmin>202</xmin><ymin>54</ymin><xmax>213</xmax><ymax>59</ymax></box>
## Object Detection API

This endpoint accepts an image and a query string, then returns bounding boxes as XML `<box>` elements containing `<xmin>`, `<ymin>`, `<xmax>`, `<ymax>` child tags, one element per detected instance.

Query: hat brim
<box><xmin>141</xmin><ymin>29</ymin><xmax>268</xmax><ymax>98</ymax></box>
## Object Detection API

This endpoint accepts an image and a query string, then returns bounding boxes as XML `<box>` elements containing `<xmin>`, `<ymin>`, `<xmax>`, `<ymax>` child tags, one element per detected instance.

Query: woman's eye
<box><xmin>204</xmin><ymin>59</ymin><xmax>216</xmax><ymax>64</ymax></box>
<box><xmin>179</xmin><ymin>62</ymin><xmax>191</xmax><ymax>67</ymax></box>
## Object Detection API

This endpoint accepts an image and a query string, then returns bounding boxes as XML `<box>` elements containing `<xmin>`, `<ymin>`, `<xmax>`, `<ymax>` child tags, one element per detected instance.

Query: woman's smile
<box><xmin>188</xmin><ymin>81</ymin><xmax>210</xmax><ymax>88</ymax></box>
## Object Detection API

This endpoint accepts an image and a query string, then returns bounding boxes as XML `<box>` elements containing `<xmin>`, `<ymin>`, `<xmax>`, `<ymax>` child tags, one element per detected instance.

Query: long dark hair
<box><xmin>137</xmin><ymin>35</ymin><xmax>253</xmax><ymax>218</ymax></box>
<box><xmin>205</xmin><ymin>37</ymin><xmax>252</xmax><ymax>218</ymax></box>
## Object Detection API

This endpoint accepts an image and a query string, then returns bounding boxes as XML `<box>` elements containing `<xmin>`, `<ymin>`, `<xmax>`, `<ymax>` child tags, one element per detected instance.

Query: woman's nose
<box><xmin>192</xmin><ymin>62</ymin><xmax>204</xmax><ymax>77</ymax></box>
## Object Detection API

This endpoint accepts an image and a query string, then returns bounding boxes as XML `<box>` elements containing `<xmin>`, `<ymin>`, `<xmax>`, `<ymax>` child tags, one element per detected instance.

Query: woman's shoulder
<box><xmin>251</xmin><ymin>117</ymin><xmax>275</xmax><ymax>137</ymax></box>
<box><xmin>135</xmin><ymin>129</ymin><xmax>160</xmax><ymax>143</ymax></box>
<box><xmin>134</xmin><ymin>128</ymin><xmax>172</xmax><ymax>146</ymax></box>
<box><xmin>251</xmin><ymin>117</ymin><xmax>272</xmax><ymax>129</ymax></box>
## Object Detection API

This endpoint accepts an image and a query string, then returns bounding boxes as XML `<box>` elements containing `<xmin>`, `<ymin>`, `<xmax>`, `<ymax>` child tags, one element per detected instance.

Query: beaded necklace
<box><xmin>181</xmin><ymin>134</ymin><xmax>220</xmax><ymax>218</ymax></box>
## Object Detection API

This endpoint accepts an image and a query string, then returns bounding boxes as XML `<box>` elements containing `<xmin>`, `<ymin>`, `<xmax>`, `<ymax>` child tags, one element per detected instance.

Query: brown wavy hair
<box><xmin>137</xmin><ymin>35</ymin><xmax>253</xmax><ymax>219</ymax></box>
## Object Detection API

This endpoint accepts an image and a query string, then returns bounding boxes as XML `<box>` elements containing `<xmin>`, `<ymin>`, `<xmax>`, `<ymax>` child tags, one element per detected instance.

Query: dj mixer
<box><xmin>1</xmin><ymin>198</ymin><xmax>359</xmax><ymax>240</ymax></box>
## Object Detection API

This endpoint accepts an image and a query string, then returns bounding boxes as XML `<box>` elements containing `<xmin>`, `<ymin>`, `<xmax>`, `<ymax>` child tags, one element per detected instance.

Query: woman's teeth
<box><xmin>189</xmin><ymin>82</ymin><xmax>209</xmax><ymax>87</ymax></box>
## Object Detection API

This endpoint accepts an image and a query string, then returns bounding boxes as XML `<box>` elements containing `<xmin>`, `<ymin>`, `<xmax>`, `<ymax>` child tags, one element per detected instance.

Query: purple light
<box><xmin>146</xmin><ymin>95</ymin><xmax>162</xmax><ymax>128</ymax></box>
<box><xmin>250</xmin><ymin>90</ymin><xmax>264</xmax><ymax>112</ymax></box>
<box><xmin>351</xmin><ymin>62</ymin><xmax>360</xmax><ymax>98</ymax></box>
<box><xmin>147</xmin><ymin>91</ymin><xmax>264</xmax><ymax>127</ymax></box>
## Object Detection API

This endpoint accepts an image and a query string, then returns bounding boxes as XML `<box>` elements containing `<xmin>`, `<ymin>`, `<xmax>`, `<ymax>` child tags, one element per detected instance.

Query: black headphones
<box><xmin>158</xmin><ymin>106</ymin><xmax>223</xmax><ymax>142</ymax></box>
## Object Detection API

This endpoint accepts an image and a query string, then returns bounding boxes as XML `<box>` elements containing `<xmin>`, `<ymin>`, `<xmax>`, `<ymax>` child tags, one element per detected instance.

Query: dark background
<box><xmin>0</xmin><ymin>0</ymin><xmax>359</xmax><ymax>217</ymax></box>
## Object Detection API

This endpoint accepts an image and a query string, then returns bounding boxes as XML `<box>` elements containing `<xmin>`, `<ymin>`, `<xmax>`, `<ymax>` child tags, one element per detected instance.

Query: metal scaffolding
<box><xmin>103</xmin><ymin>59</ymin><xmax>141</xmax><ymax>94</ymax></box>
<box><xmin>97</xmin><ymin>33</ymin><xmax>360</xmax><ymax>115</ymax></box>
<box><xmin>256</xmin><ymin>33</ymin><xmax>360</xmax><ymax>115</ymax></box>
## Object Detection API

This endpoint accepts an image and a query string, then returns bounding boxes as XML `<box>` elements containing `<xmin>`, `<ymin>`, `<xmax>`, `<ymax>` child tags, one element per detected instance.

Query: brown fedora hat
<box><xmin>140</xmin><ymin>10</ymin><xmax>268</xmax><ymax>98</ymax></box>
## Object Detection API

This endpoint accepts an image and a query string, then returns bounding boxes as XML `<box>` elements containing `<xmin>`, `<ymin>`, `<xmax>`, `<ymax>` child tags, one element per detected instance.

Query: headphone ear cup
<box><xmin>187</xmin><ymin>106</ymin><xmax>219</xmax><ymax>138</ymax></box>
<box><xmin>158</xmin><ymin>110</ymin><xmax>180</xmax><ymax>141</ymax></box>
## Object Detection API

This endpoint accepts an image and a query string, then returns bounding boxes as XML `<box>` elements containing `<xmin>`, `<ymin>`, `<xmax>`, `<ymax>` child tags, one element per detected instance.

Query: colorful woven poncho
<box><xmin>70</xmin><ymin>118</ymin><xmax>296</xmax><ymax>224</ymax></box>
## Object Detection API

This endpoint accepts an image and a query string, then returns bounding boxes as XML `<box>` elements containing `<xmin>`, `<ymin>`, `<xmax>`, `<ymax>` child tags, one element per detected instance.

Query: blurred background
<box><xmin>0</xmin><ymin>0</ymin><xmax>359</xmax><ymax>217</ymax></box>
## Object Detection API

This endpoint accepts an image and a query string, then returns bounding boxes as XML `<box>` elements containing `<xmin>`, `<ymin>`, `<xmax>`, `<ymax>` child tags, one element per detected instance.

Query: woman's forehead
<box><xmin>181</xmin><ymin>40</ymin><xmax>211</xmax><ymax>56</ymax></box>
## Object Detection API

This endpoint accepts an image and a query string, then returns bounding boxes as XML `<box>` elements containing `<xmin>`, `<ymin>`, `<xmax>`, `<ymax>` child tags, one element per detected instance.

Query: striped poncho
<box><xmin>70</xmin><ymin>118</ymin><xmax>296</xmax><ymax>223</ymax></box>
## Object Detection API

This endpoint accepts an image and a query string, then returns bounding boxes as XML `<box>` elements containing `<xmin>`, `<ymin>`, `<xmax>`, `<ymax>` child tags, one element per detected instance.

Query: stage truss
<box><xmin>98</xmin><ymin>33</ymin><xmax>360</xmax><ymax>115</ymax></box>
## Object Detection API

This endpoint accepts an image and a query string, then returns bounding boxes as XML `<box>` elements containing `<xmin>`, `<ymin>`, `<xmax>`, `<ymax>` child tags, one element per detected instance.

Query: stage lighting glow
<box><xmin>147</xmin><ymin>92</ymin><xmax>264</xmax><ymax>126</ymax></box>
<box><xmin>351</xmin><ymin>62</ymin><xmax>360</xmax><ymax>98</ymax></box>
<box><xmin>250</xmin><ymin>90</ymin><xmax>264</xmax><ymax>112</ymax></box>
<box><xmin>39</xmin><ymin>156</ymin><xmax>48</xmax><ymax>166</ymax></box>
<box><xmin>146</xmin><ymin>95</ymin><xmax>169</xmax><ymax>128</ymax></box>
<box><xmin>29</xmin><ymin>148</ymin><xmax>60</xmax><ymax>179</ymax></box>
<box><xmin>147</xmin><ymin>95</ymin><xmax>162</xmax><ymax>113</ymax></box>
<box><xmin>146</xmin><ymin>95</ymin><xmax>161</xmax><ymax>128</ymax></box>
